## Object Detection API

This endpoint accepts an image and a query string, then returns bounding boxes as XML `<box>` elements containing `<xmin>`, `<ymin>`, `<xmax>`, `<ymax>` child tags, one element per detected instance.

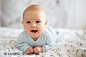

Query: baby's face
<box><xmin>22</xmin><ymin>10</ymin><xmax>47</xmax><ymax>38</ymax></box>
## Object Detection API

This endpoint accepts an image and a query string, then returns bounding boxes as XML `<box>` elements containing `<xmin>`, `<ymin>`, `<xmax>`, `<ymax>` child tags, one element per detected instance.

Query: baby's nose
<box><xmin>31</xmin><ymin>23</ymin><xmax>36</xmax><ymax>27</ymax></box>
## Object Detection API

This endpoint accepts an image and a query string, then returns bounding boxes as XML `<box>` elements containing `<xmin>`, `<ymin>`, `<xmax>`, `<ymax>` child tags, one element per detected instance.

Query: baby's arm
<box><xmin>15</xmin><ymin>32</ymin><xmax>33</xmax><ymax>54</ymax></box>
<box><xmin>33</xmin><ymin>47</ymin><xmax>43</xmax><ymax>55</ymax></box>
<box><xmin>43</xmin><ymin>36</ymin><xmax>56</xmax><ymax>52</ymax></box>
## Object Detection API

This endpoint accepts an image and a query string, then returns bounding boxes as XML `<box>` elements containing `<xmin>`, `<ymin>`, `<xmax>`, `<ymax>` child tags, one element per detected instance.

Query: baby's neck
<box><xmin>31</xmin><ymin>36</ymin><xmax>40</xmax><ymax>41</ymax></box>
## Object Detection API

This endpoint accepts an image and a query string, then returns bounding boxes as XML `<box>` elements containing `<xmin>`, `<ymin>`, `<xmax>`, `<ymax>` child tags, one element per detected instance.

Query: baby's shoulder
<box><xmin>42</xmin><ymin>31</ymin><xmax>54</xmax><ymax>41</ymax></box>
<box><xmin>19</xmin><ymin>31</ymin><xmax>28</xmax><ymax>36</ymax></box>
<box><xmin>42</xmin><ymin>30</ymin><xmax>53</xmax><ymax>38</ymax></box>
<box><xmin>43</xmin><ymin>26</ymin><xmax>53</xmax><ymax>36</ymax></box>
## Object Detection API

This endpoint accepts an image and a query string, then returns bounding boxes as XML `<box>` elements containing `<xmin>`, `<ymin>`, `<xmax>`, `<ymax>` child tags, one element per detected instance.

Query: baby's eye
<box><xmin>36</xmin><ymin>21</ymin><xmax>40</xmax><ymax>23</ymax></box>
<box><xmin>26</xmin><ymin>21</ymin><xmax>30</xmax><ymax>23</ymax></box>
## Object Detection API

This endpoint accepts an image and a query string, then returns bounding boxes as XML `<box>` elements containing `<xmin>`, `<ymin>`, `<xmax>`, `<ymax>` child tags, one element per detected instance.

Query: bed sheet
<box><xmin>0</xmin><ymin>27</ymin><xmax>86</xmax><ymax>57</ymax></box>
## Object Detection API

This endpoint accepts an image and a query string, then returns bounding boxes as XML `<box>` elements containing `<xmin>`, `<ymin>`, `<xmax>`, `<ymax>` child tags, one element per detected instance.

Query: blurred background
<box><xmin>0</xmin><ymin>0</ymin><xmax>86</xmax><ymax>29</ymax></box>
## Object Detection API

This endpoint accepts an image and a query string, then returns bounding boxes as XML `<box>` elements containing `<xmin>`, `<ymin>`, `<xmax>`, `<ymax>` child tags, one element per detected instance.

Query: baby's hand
<box><xmin>25</xmin><ymin>47</ymin><xmax>33</xmax><ymax>55</ymax></box>
<box><xmin>33</xmin><ymin>47</ymin><xmax>43</xmax><ymax>55</ymax></box>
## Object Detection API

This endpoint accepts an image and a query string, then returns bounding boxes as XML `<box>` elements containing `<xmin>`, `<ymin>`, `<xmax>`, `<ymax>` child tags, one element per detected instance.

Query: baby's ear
<box><xmin>45</xmin><ymin>20</ymin><xmax>48</xmax><ymax>25</ymax></box>
<box><xmin>22</xmin><ymin>21</ymin><xmax>23</xmax><ymax>24</ymax></box>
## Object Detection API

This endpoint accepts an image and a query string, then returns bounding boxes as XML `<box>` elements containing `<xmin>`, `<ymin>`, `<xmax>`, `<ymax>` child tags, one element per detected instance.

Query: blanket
<box><xmin>0</xmin><ymin>27</ymin><xmax>86</xmax><ymax>57</ymax></box>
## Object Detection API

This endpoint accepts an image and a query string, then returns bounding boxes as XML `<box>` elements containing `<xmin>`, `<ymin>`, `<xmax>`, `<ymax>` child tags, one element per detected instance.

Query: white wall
<box><xmin>1</xmin><ymin>0</ymin><xmax>86</xmax><ymax>29</ymax></box>
<box><xmin>59</xmin><ymin>0</ymin><xmax>86</xmax><ymax>29</ymax></box>
<box><xmin>75</xmin><ymin>0</ymin><xmax>86</xmax><ymax>29</ymax></box>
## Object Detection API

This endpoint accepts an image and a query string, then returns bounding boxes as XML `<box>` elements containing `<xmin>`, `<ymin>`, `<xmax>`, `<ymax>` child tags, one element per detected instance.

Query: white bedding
<box><xmin>0</xmin><ymin>27</ymin><xmax>86</xmax><ymax>57</ymax></box>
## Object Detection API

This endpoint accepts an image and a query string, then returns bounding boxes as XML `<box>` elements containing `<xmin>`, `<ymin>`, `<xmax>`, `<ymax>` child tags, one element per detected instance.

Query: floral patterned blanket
<box><xmin>0</xmin><ymin>27</ymin><xmax>86</xmax><ymax>57</ymax></box>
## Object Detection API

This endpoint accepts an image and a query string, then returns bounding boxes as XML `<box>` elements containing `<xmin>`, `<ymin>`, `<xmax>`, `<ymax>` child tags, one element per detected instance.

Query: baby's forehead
<box><xmin>23</xmin><ymin>5</ymin><xmax>46</xmax><ymax>20</ymax></box>
<box><xmin>24</xmin><ymin>5</ymin><xmax>45</xmax><ymax>14</ymax></box>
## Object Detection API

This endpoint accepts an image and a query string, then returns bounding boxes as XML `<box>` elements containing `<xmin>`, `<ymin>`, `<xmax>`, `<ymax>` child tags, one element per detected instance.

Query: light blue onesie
<box><xmin>15</xmin><ymin>26</ymin><xmax>59</xmax><ymax>52</ymax></box>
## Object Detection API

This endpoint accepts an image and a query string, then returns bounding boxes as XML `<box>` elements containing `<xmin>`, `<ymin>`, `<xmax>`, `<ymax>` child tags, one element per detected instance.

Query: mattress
<box><xmin>0</xmin><ymin>27</ymin><xmax>86</xmax><ymax>57</ymax></box>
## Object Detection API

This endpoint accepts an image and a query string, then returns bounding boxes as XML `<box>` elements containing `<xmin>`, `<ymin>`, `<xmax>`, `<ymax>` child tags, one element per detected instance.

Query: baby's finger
<box><xmin>27</xmin><ymin>53</ymin><xmax>31</xmax><ymax>55</ymax></box>
<box><xmin>34</xmin><ymin>51</ymin><xmax>39</xmax><ymax>55</ymax></box>
<box><xmin>26</xmin><ymin>51</ymin><xmax>31</xmax><ymax>55</ymax></box>
<box><xmin>34</xmin><ymin>50</ymin><xmax>37</xmax><ymax>53</ymax></box>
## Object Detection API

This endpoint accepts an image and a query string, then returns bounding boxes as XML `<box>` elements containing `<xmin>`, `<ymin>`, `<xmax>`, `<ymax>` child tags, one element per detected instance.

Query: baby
<box><xmin>15</xmin><ymin>5</ymin><xmax>58</xmax><ymax>55</ymax></box>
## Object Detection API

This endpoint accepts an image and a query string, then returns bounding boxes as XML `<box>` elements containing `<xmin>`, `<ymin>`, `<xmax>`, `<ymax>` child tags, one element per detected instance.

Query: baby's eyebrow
<box><xmin>24</xmin><ymin>19</ymin><xmax>30</xmax><ymax>21</ymax></box>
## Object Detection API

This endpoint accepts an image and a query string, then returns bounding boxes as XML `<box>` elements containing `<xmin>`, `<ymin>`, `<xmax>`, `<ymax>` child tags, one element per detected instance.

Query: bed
<box><xmin>0</xmin><ymin>27</ymin><xmax>86</xmax><ymax>57</ymax></box>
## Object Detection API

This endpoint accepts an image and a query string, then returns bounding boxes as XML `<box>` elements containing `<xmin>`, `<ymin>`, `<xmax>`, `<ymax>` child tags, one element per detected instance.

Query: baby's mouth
<box><xmin>31</xmin><ymin>30</ymin><xmax>38</xmax><ymax>33</ymax></box>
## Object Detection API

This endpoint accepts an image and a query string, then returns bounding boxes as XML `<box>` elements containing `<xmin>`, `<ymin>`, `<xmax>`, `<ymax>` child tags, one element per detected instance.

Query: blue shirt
<box><xmin>15</xmin><ymin>26</ymin><xmax>58</xmax><ymax>52</ymax></box>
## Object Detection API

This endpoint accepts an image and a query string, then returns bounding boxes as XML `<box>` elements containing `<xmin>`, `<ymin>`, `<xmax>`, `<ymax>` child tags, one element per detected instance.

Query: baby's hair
<box><xmin>23</xmin><ymin>5</ymin><xmax>46</xmax><ymax>20</ymax></box>
<box><xmin>24</xmin><ymin>5</ymin><xmax>45</xmax><ymax>11</ymax></box>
